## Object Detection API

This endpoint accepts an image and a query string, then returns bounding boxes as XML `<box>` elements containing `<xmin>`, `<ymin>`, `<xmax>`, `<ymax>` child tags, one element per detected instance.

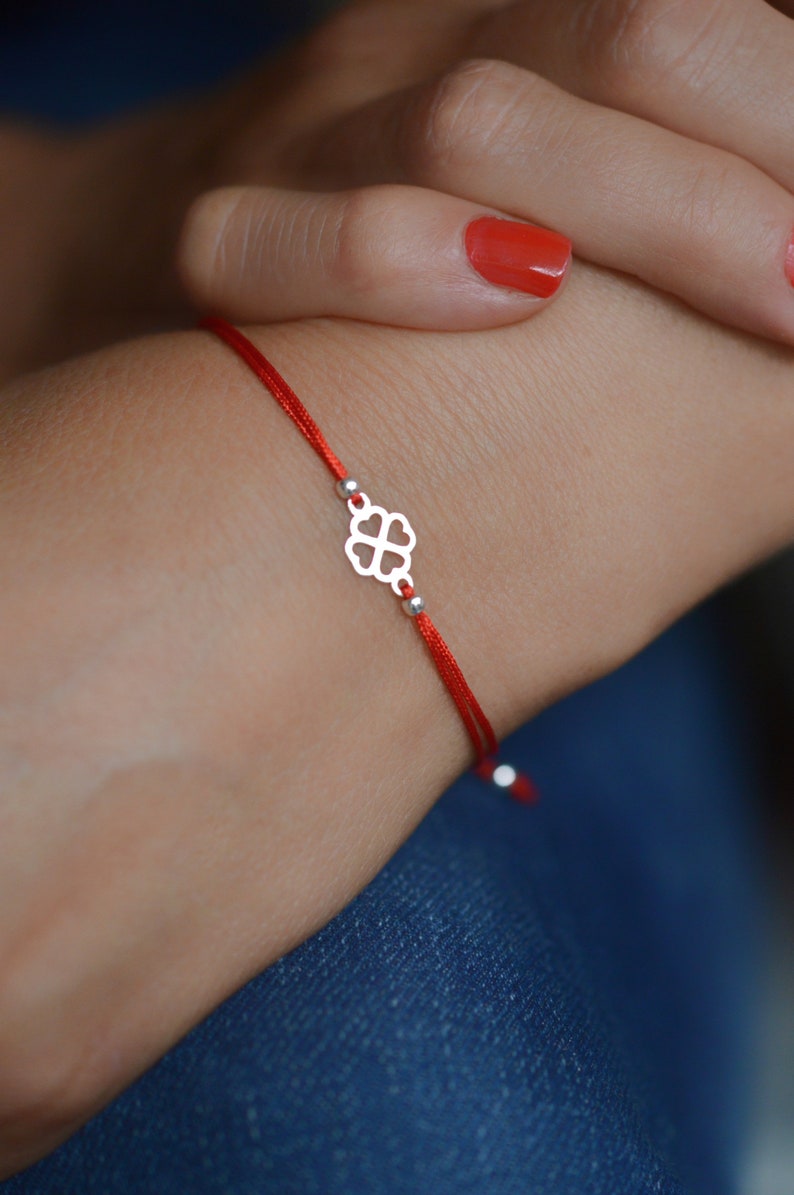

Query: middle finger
<box><xmin>474</xmin><ymin>0</ymin><xmax>794</xmax><ymax>192</ymax></box>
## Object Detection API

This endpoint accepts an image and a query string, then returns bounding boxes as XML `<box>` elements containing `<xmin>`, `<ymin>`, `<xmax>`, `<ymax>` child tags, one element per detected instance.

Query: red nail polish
<box><xmin>465</xmin><ymin>216</ymin><xmax>571</xmax><ymax>299</ymax></box>
<box><xmin>786</xmin><ymin>231</ymin><xmax>794</xmax><ymax>288</ymax></box>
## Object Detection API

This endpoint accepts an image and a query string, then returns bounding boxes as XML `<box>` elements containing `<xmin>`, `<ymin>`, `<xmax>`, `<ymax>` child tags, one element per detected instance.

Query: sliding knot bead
<box><xmin>402</xmin><ymin>594</ymin><xmax>425</xmax><ymax>617</ymax></box>
<box><xmin>491</xmin><ymin>764</ymin><xmax>518</xmax><ymax>788</ymax></box>
<box><xmin>335</xmin><ymin>477</ymin><xmax>361</xmax><ymax>500</ymax></box>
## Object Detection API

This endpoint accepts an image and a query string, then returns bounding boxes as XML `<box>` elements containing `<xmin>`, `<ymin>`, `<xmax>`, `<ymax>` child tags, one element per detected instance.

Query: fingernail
<box><xmin>465</xmin><ymin>216</ymin><xmax>571</xmax><ymax>299</ymax></box>
<box><xmin>786</xmin><ymin>230</ymin><xmax>794</xmax><ymax>288</ymax></box>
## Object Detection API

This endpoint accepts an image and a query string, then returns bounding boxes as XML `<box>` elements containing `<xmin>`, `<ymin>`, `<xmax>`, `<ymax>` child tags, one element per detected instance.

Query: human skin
<box><xmin>5</xmin><ymin>0</ymin><xmax>794</xmax><ymax>383</ymax></box>
<box><xmin>0</xmin><ymin>263</ymin><xmax>793</xmax><ymax>1177</ymax></box>
<box><xmin>1</xmin><ymin>0</ymin><xmax>794</xmax><ymax>1178</ymax></box>
<box><xmin>184</xmin><ymin>0</ymin><xmax>794</xmax><ymax>336</ymax></box>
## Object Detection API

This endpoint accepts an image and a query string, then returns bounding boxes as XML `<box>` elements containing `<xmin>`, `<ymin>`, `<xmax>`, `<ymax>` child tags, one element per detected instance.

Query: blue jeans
<box><xmin>2</xmin><ymin>610</ymin><xmax>760</xmax><ymax>1194</ymax></box>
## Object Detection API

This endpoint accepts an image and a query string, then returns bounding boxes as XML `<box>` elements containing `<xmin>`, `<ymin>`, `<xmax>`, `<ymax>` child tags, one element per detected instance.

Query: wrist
<box><xmin>235</xmin><ymin>318</ymin><xmax>558</xmax><ymax>740</ymax></box>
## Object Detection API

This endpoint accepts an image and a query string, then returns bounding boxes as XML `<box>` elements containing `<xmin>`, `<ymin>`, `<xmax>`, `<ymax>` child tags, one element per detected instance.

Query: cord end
<box><xmin>475</xmin><ymin>757</ymin><xmax>539</xmax><ymax>805</ymax></box>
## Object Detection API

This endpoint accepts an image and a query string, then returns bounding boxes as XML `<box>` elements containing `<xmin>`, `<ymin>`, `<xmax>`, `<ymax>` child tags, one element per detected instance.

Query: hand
<box><xmin>180</xmin><ymin>0</ymin><xmax>794</xmax><ymax>343</ymax></box>
<box><xmin>1</xmin><ymin>260</ymin><xmax>792</xmax><ymax>1177</ymax></box>
<box><xmin>7</xmin><ymin>0</ymin><xmax>794</xmax><ymax>380</ymax></box>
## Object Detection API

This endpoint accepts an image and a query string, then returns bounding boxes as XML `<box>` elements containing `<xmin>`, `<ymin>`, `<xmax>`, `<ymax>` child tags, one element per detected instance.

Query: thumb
<box><xmin>177</xmin><ymin>183</ymin><xmax>571</xmax><ymax>330</ymax></box>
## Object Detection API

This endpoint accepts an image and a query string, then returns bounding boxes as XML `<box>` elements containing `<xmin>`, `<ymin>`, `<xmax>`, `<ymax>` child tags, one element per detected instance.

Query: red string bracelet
<box><xmin>200</xmin><ymin>316</ymin><xmax>538</xmax><ymax>806</ymax></box>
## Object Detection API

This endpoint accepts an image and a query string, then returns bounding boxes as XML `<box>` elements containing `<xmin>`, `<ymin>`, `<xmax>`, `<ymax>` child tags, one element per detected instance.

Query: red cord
<box><xmin>399</xmin><ymin>583</ymin><xmax>497</xmax><ymax>760</ymax></box>
<box><xmin>200</xmin><ymin>316</ymin><xmax>348</xmax><ymax>482</ymax></box>
<box><xmin>200</xmin><ymin>316</ymin><xmax>537</xmax><ymax>804</ymax></box>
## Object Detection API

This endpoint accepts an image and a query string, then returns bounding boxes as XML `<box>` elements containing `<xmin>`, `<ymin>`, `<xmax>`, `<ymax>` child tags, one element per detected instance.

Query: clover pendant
<box><xmin>344</xmin><ymin>492</ymin><xmax>416</xmax><ymax>596</ymax></box>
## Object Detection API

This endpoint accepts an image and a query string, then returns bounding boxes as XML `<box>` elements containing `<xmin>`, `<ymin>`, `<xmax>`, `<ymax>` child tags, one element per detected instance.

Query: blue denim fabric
<box><xmin>0</xmin><ymin>0</ymin><xmax>315</xmax><ymax>124</ymax></box>
<box><xmin>2</xmin><ymin>610</ymin><xmax>760</xmax><ymax>1194</ymax></box>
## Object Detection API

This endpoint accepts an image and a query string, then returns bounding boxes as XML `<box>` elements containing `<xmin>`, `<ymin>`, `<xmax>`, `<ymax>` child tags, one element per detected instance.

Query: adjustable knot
<box><xmin>475</xmin><ymin>758</ymin><xmax>539</xmax><ymax>805</ymax></box>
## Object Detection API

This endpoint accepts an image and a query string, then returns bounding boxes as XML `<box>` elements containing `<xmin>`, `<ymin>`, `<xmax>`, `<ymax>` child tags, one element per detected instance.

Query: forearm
<box><xmin>0</xmin><ymin>313</ymin><xmax>486</xmax><ymax>1172</ymax></box>
<box><xmin>3</xmin><ymin>268</ymin><xmax>793</xmax><ymax>961</ymax></box>
<box><xmin>1</xmin><ymin>264</ymin><xmax>793</xmax><ymax>1175</ymax></box>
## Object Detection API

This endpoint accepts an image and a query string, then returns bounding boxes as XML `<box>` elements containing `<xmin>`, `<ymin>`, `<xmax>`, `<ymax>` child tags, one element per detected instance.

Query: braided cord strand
<box><xmin>200</xmin><ymin>316</ymin><xmax>348</xmax><ymax>481</ymax></box>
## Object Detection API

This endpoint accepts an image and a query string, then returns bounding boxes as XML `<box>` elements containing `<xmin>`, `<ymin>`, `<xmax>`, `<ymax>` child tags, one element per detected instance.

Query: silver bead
<box><xmin>402</xmin><ymin>594</ymin><xmax>425</xmax><ymax>617</ymax></box>
<box><xmin>335</xmin><ymin>477</ymin><xmax>361</xmax><ymax>500</ymax></box>
<box><xmin>491</xmin><ymin>764</ymin><xmax>518</xmax><ymax>789</ymax></box>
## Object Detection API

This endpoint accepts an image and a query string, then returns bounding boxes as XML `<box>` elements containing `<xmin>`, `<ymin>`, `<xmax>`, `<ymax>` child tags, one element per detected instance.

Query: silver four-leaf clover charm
<box><xmin>344</xmin><ymin>492</ymin><xmax>416</xmax><ymax>596</ymax></box>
